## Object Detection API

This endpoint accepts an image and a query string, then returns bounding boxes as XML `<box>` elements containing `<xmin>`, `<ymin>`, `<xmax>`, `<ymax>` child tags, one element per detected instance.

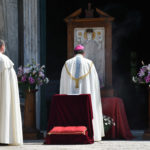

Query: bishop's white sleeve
<box><xmin>59</xmin><ymin>64</ymin><xmax>66</xmax><ymax>94</ymax></box>
<box><xmin>93</xmin><ymin>64</ymin><xmax>101</xmax><ymax>98</ymax></box>
<box><xmin>90</xmin><ymin>63</ymin><xmax>105</xmax><ymax>138</ymax></box>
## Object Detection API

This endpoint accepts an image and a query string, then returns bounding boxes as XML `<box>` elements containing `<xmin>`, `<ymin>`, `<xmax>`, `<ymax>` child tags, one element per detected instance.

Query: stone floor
<box><xmin>1</xmin><ymin>131</ymin><xmax>150</xmax><ymax>150</ymax></box>
<box><xmin>1</xmin><ymin>140</ymin><xmax>150</xmax><ymax>150</ymax></box>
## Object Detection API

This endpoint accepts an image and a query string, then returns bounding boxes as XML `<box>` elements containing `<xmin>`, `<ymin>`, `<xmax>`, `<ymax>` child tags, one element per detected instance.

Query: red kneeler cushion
<box><xmin>46</xmin><ymin>126</ymin><xmax>93</xmax><ymax>144</ymax></box>
<box><xmin>48</xmin><ymin>126</ymin><xmax>87</xmax><ymax>135</ymax></box>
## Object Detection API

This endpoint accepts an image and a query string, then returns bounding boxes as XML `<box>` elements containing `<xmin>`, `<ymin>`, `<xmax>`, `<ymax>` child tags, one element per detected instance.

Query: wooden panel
<box><xmin>67</xmin><ymin>23</ymin><xmax>74</xmax><ymax>58</ymax></box>
<box><xmin>105</xmin><ymin>23</ymin><xmax>112</xmax><ymax>88</ymax></box>
<box><xmin>71</xmin><ymin>18</ymin><xmax>114</xmax><ymax>22</ymax></box>
<box><xmin>66</xmin><ymin>18</ymin><xmax>113</xmax><ymax>96</ymax></box>
<box><xmin>101</xmin><ymin>88</ymin><xmax>114</xmax><ymax>97</ymax></box>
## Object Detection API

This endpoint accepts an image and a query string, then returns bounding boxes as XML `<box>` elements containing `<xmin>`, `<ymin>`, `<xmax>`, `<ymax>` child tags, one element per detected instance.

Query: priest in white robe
<box><xmin>60</xmin><ymin>44</ymin><xmax>105</xmax><ymax>141</ymax></box>
<box><xmin>0</xmin><ymin>39</ymin><xmax>23</xmax><ymax>145</ymax></box>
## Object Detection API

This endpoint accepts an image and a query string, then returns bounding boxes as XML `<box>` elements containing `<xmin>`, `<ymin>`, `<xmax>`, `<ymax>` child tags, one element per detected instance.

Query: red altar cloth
<box><xmin>102</xmin><ymin>97</ymin><xmax>134</xmax><ymax>140</ymax></box>
<box><xmin>44</xmin><ymin>94</ymin><xmax>94</xmax><ymax>144</ymax></box>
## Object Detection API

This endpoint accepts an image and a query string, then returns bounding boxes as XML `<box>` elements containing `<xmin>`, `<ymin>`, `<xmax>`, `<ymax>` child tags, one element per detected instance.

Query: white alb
<box><xmin>0</xmin><ymin>52</ymin><xmax>23</xmax><ymax>145</ymax></box>
<box><xmin>60</xmin><ymin>54</ymin><xmax>105</xmax><ymax>141</ymax></box>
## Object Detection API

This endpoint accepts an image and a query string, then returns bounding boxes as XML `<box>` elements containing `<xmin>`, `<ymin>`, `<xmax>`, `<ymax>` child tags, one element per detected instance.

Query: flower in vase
<box><xmin>17</xmin><ymin>59</ymin><xmax>49</xmax><ymax>91</ymax></box>
<box><xmin>141</xmin><ymin>60</ymin><xmax>145</xmax><ymax>65</ymax></box>
<box><xmin>141</xmin><ymin>66</ymin><xmax>147</xmax><ymax>72</ymax></box>
<box><xmin>28</xmin><ymin>77</ymin><xmax>35</xmax><ymax>84</ymax></box>
<box><xmin>18</xmin><ymin>66</ymin><xmax>23</xmax><ymax>77</ymax></box>
<box><xmin>132</xmin><ymin>76</ymin><xmax>137</xmax><ymax>83</ymax></box>
<box><xmin>44</xmin><ymin>77</ymin><xmax>49</xmax><ymax>84</ymax></box>
<box><xmin>24</xmin><ymin>67</ymin><xmax>31</xmax><ymax>74</ymax></box>
<box><xmin>147</xmin><ymin>64</ymin><xmax>150</xmax><ymax>71</ymax></box>
<box><xmin>132</xmin><ymin>61</ymin><xmax>150</xmax><ymax>86</ymax></box>
<box><xmin>37</xmin><ymin>78</ymin><xmax>43</xmax><ymax>86</ymax></box>
<box><xmin>32</xmin><ymin>70</ymin><xmax>37</xmax><ymax>75</ymax></box>
<box><xmin>21</xmin><ymin>75</ymin><xmax>27</xmax><ymax>82</ymax></box>
<box><xmin>39</xmin><ymin>71</ymin><xmax>45</xmax><ymax>78</ymax></box>
<box><xmin>103</xmin><ymin>115</ymin><xmax>115</xmax><ymax>133</ymax></box>
<box><xmin>41</xmin><ymin>65</ymin><xmax>45</xmax><ymax>69</ymax></box>
<box><xmin>138</xmin><ymin>69</ymin><xmax>145</xmax><ymax>77</ymax></box>
<box><xmin>145</xmin><ymin>75</ymin><xmax>150</xmax><ymax>83</ymax></box>
<box><xmin>18</xmin><ymin>71</ymin><xmax>23</xmax><ymax>77</ymax></box>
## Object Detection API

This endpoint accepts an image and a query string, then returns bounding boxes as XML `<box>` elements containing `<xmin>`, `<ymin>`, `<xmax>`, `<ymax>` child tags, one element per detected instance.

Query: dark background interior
<box><xmin>46</xmin><ymin>0</ymin><xmax>150</xmax><ymax>129</ymax></box>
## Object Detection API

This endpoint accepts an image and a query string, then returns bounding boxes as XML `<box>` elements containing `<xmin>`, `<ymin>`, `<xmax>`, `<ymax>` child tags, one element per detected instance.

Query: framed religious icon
<box><xmin>74</xmin><ymin>27</ymin><xmax>105</xmax><ymax>87</ymax></box>
<box><xmin>64</xmin><ymin>4</ymin><xmax>114</xmax><ymax>96</ymax></box>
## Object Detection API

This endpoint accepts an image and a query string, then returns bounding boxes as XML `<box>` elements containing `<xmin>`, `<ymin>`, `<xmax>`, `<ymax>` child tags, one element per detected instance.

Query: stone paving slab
<box><xmin>1</xmin><ymin>140</ymin><xmax>150</xmax><ymax>150</ymax></box>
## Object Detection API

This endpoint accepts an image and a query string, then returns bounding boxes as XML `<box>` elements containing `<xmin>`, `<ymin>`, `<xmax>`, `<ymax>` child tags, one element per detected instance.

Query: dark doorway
<box><xmin>44</xmin><ymin>0</ymin><xmax>150</xmax><ymax>130</ymax></box>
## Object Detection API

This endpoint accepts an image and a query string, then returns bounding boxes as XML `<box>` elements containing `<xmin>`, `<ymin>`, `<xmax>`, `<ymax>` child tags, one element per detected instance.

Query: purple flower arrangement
<box><xmin>17</xmin><ymin>60</ymin><xmax>49</xmax><ymax>91</ymax></box>
<box><xmin>132</xmin><ymin>61</ymin><xmax>150</xmax><ymax>87</ymax></box>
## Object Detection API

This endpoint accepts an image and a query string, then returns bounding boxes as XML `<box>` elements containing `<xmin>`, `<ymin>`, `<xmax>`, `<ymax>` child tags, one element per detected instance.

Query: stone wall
<box><xmin>0</xmin><ymin>0</ymin><xmax>41</xmax><ymax>129</ymax></box>
<box><xmin>0</xmin><ymin>0</ymin><xmax>18</xmax><ymax>70</ymax></box>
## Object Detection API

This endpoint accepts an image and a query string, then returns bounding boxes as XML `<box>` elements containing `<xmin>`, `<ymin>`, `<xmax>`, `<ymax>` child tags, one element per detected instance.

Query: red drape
<box><xmin>44</xmin><ymin>94</ymin><xmax>94</xmax><ymax>144</ymax></box>
<box><xmin>102</xmin><ymin>97</ymin><xmax>134</xmax><ymax>140</ymax></box>
<box><xmin>45</xmin><ymin>95</ymin><xmax>134</xmax><ymax>144</ymax></box>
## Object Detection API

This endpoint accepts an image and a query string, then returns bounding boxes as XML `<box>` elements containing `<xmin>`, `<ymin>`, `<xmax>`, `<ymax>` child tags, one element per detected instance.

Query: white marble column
<box><xmin>23</xmin><ymin>0</ymin><xmax>41</xmax><ymax>129</ymax></box>
<box><xmin>23</xmin><ymin>0</ymin><xmax>40</xmax><ymax>64</ymax></box>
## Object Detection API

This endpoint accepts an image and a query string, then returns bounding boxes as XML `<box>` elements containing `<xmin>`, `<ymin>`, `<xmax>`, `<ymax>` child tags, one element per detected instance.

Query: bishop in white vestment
<box><xmin>0</xmin><ymin>40</ymin><xmax>23</xmax><ymax>145</ymax></box>
<box><xmin>60</xmin><ymin>44</ymin><xmax>105</xmax><ymax>141</ymax></box>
